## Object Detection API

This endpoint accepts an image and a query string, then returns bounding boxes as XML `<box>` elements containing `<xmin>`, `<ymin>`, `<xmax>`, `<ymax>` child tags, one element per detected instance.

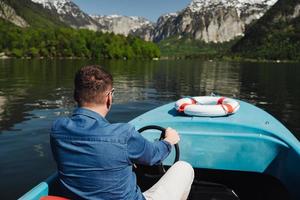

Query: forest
<box><xmin>0</xmin><ymin>20</ymin><xmax>160</xmax><ymax>59</ymax></box>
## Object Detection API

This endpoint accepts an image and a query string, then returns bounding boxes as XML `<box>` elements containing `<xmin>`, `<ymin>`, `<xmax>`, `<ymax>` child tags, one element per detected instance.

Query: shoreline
<box><xmin>1</xmin><ymin>55</ymin><xmax>299</xmax><ymax>63</ymax></box>
<box><xmin>158</xmin><ymin>56</ymin><xmax>300</xmax><ymax>63</ymax></box>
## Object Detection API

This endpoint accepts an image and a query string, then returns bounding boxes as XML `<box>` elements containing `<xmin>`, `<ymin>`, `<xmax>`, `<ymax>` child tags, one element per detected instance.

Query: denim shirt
<box><xmin>50</xmin><ymin>108</ymin><xmax>172</xmax><ymax>200</ymax></box>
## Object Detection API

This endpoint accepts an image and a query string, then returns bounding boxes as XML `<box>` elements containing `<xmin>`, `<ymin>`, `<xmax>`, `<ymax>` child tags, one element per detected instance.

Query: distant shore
<box><xmin>160</xmin><ymin>55</ymin><xmax>300</xmax><ymax>63</ymax></box>
<box><xmin>1</xmin><ymin>53</ymin><xmax>299</xmax><ymax>63</ymax></box>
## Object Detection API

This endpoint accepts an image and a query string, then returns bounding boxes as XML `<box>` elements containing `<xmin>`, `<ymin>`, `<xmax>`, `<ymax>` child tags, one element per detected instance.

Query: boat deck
<box><xmin>130</xmin><ymin>100</ymin><xmax>300</xmax><ymax>200</ymax></box>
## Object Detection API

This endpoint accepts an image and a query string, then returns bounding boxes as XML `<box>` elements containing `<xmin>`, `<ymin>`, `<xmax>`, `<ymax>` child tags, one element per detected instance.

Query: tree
<box><xmin>27</xmin><ymin>47</ymin><xmax>39</xmax><ymax>58</ymax></box>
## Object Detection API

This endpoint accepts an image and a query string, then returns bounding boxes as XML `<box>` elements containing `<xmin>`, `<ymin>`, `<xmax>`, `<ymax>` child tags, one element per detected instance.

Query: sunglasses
<box><xmin>107</xmin><ymin>88</ymin><xmax>115</xmax><ymax>97</ymax></box>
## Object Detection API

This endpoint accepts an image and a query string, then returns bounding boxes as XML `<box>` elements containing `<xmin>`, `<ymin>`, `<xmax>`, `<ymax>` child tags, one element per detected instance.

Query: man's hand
<box><xmin>164</xmin><ymin>127</ymin><xmax>180</xmax><ymax>145</ymax></box>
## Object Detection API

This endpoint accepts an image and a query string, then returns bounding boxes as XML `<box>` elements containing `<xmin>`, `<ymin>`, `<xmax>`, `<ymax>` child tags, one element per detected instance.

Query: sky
<box><xmin>73</xmin><ymin>0</ymin><xmax>191</xmax><ymax>22</ymax></box>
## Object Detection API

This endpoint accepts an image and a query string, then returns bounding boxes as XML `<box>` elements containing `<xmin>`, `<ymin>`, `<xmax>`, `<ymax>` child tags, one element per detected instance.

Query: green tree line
<box><xmin>232</xmin><ymin>20</ymin><xmax>300</xmax><ymax>60</ymax></box>
<box><xmin>0</xmin><ymin>21</ymin><xmax>160</xmax><ymax>59</ymax></box>
<box><xmin>158</xmin><ymin>35</ymin><xmax>239</xmax><ymax>59</ymax></box>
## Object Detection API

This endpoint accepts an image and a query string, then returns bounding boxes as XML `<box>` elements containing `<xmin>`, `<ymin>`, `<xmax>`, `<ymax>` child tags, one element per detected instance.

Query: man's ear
<box><xmin>106</xmin><ymin>94</ymin><xmax>112</xmax><ymax>110</ymax></box>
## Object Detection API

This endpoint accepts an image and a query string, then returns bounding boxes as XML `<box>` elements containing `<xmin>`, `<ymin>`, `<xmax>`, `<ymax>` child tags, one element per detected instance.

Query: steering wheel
<box><xmin>135</xmin><ymin>125</ymin><xmax>180</xmax><ymax>175</ymax></box>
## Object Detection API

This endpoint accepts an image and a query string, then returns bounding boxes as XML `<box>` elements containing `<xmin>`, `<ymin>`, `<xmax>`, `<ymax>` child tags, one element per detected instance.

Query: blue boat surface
<box><xmin>19</xmin><ymin>99</ymin><xmax>300</xmax><ymax>200</ymax></box>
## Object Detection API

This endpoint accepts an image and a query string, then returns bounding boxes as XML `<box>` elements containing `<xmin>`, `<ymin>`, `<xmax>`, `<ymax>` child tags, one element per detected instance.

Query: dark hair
<box><xmin>74</xmin><ymin>65</ymin><xmax>113</xmax><ymax>106</ymax></box>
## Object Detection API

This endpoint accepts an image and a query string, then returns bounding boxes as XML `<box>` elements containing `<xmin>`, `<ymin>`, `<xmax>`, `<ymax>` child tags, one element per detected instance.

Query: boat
<box><xmin>19</xmin><ymin>98</ymin><xmax>300</xmax><ymax>200</ymax></box>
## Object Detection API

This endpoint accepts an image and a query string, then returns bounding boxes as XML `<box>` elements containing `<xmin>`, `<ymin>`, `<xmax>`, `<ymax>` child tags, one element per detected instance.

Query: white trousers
<box><xmin>143</xmin><ymin>161</ymin><xmax>194</xmax><ymax>200</ymax></box>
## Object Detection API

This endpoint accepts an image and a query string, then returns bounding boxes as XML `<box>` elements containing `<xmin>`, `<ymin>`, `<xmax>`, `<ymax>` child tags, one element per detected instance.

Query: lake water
<box><xmin>0</xmin><ymin>59</ymin><xmax>299</xmax><ymax>199</ymax></box>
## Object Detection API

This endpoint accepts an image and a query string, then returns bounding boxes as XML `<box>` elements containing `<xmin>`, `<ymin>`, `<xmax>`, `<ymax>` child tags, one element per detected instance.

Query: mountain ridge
<box><xmin>24</xmin><ymin>0</ymin><xmax>278</xmax><ymax>43</ymax></box>
<box><xmin>30</xmin><ymin>0</ymin><xmax>100</xmax><ymax>30</ymax></box>
<box><xmin>232</xmin><ymin>0</ymin><xmax>300</xmax><ymax>60</ymax></box>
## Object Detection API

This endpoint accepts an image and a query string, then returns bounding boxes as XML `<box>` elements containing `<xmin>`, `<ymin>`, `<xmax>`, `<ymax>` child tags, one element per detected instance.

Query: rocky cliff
<box><xmin>153</xmin><ymin>0</ymin><xmax>277</xmax><ymax>43</ymax></box>
<box><xmin>0</xmin><ymin>1</ymin><xmax>28</xmax><ymax>27</ymax></box>
<box><xmin>91</xmin><ymin>15</ymin><xmax>154</xmax><ymax>41</ymax></box>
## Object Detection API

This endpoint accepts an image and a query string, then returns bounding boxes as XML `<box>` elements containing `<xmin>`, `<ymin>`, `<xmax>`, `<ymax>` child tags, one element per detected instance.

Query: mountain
<box><xmin>28</xmin><ymin>0</ymin><xmax>154</xmax><ymax>39</ymax></box>
<box><xmin>0</xmin><ymin>0</ymin><xmax>102</xmax><ymax>30</ymax></box>
<box><xmin>0</xmin><ymin>0</ymin><xmax>67</xmax><ymax>28</ymax></box>
<box><xmin>1</xmin><ymin>0</ymin><xmax>288</xmax><ymax>50</ymax></box>
<box><xmin>30</xmin><ymin>0</ymin><xmax>100</xmax><ymax>30</ymax></box>
<box><xmin>153</xmin><ymin>0</ymin><xmax>277</xmax><ymax>43</ymax></box>
<box><xmin>232</xmin><ymin>0</ymin><xmax>300</xmax><ymax>60</ymax></box>
<box><xmin>0</xmin><ymin>0</ymin><xmax>155</xmax><ymax>40</ymax></box>
<box><xmin>91</xmin><ymin>15</ymin><xmax>154</xmax><ymax>41</ymax></box>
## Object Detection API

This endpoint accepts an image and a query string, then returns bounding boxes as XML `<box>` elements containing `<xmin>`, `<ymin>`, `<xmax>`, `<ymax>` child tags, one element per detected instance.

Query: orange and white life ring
<box><xmin>175</xmin><ymin>96</ymin><xmax>240</xmax><ymax>117</ymax></box>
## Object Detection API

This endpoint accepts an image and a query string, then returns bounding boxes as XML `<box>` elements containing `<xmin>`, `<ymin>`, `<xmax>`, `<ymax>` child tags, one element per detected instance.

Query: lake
<box><xmin>0</xmin><ymin>59</ymin><xmax>299</xmax><ymax>199</ymax></box>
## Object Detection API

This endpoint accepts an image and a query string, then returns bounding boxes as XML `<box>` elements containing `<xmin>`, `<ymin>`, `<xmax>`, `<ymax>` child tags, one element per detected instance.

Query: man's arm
<box><xmin>127</xmin><ymin>126</ymin><xmax>180</xmax><ymax>166</ymax></box>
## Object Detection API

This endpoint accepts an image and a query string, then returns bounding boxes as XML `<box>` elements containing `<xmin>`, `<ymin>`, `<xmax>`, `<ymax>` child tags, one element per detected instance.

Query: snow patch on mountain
<box><xmin>30</xmin><ymin>0</ymin><xmax>100</xmax><ymax>31</ymax></box>
<box><xmin>31</xmin><ymin>0</ymin><xmax>70</xmax><ymax>14</ymax></box>
<box><xmin>188</xmin><ymin>0</ymin><xmax>277</xmax><ymax>13</ymax></box>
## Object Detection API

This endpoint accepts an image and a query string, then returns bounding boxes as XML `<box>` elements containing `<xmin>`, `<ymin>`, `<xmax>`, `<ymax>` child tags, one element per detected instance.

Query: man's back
<box><xmin>51</xmin><ymin>108</ymin><xmax>171</xmax><ymax>200</ymax></box>
<box><xmin>51</xmin><ymin>108</ymin><xmax>143</xmax><ymax>200</ymax></box>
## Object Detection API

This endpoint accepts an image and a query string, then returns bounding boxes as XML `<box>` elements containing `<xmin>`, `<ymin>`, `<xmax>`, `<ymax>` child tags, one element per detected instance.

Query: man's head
<box><xmin>74</xmin><ymin>65</ymin><xmax>113</xmax><ymax>109</ymax></box>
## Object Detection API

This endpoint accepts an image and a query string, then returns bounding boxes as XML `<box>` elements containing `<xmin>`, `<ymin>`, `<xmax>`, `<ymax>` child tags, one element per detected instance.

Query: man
<box><xmin>51</xmin><ymin>65</ymin><xmax>194</xmax><ymax>200</ymax></box>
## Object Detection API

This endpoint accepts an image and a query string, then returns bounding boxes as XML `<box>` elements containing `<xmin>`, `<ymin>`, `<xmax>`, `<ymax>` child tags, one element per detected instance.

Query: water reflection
<box><xmin>0</xmin><ymin>59</ymin><xmax>299</xmax><ymax>136</ymax></box>
<box><xmin>238</xmin><ymin>62</ymin><xmax>300</xmax><ymax>136</ymax></box>
<box><xmin>0</xmin><ymin>95</ymin><xmax>6</xmax><ymax>120</ymax></box>
<box><xmin>108</xmin><ymin>60</ymin><xmax>242</xmax><ymax>103</ymax></box>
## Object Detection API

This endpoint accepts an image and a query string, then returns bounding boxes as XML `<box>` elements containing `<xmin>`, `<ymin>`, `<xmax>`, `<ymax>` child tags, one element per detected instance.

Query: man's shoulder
<box><xmin>51</xmin><ymin>117</ymin><xmax>69</xmax><ymax>132</ymax></box>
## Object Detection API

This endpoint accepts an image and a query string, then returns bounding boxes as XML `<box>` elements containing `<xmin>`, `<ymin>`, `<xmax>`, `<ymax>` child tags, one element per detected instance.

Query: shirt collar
<box><xmin>72</xmin><ymin>107</ymin><xmax>109</xmax><ymax>123</ymax></box>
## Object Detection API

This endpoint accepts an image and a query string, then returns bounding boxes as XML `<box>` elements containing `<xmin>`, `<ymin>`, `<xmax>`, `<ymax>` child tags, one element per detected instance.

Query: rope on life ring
<box><xmin>175</xmin><ymin>96</ymin><xmax>240</xmax><ymax>117</ymax></box>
